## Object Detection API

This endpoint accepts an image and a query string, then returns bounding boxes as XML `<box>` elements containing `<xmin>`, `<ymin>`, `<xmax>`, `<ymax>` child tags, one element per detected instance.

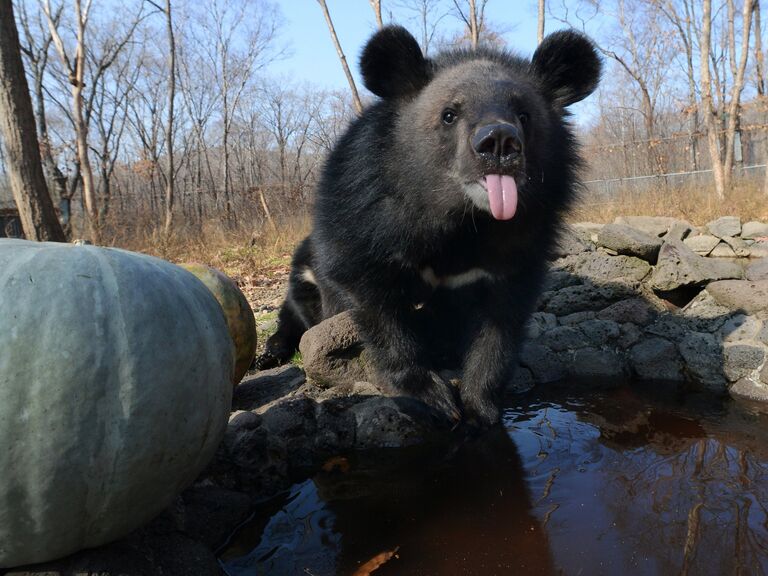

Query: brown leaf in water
<box><xmin>352</xmin><ymin>547</ymin><xmax>400</xmax><ymax>576</ymax></box>
<box><xmin>321</xmin><ymin>456</ymin><xmax>350</xmax><ymax>473</ymax></box>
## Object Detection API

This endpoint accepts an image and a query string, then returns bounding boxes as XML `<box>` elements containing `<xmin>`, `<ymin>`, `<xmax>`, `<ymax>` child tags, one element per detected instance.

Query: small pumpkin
<box><xmin>180</xmin><ymin>263</ymin><xmax>257</xmax><ymax>384</ymax></box>
<box><xmin>0</xmin><ymin>239</ymin><xmax>234</xmax><ymax>568</ymax></box>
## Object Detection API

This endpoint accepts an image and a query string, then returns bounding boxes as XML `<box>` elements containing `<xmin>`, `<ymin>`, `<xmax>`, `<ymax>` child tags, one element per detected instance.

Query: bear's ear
<box><xmin>529</xmin><ymin>30</ymin><xmax>602</xmax><ymax>108</ymax></box>
<box><xmin>360</xmin><ymin>25</ymin><xmax>430</xmax><ymax>99</ymax></box>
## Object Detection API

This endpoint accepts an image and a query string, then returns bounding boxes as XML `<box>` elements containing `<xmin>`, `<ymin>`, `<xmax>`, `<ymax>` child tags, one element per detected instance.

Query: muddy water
<box><xmin>220</xmin><ymin>382</ymin><xmax>768</xmax><ymax>575</ymax></box>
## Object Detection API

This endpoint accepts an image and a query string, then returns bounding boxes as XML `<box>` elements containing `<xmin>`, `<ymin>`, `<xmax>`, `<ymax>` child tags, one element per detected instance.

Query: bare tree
<box><xmin>41</xmin><ymin>0</ymin><xmax>100</xmax><ymax>239</ymax></box>
<box><xmin>396</xmin><ymin>0</ymin><xmax>446</xmax><ymax>55</ymax></box>
<box><xmin>538</xmin><ymin>0</ymin><xmax>546</xmax><ymax>45</ymax></box>
<box><xmin>370</xmin><ymin>0</ymin><xmax>384</xmax><ymax>29</ymax></box>
<box><xmin>0</xmin><ymin>0</ymin><xmax>65</xmax><ymax>241</ymax></box>
<box><xmin>145</xmin><ymin>0</ymin><xmax>177</xmax><ymax>233</ymax></box>
<box><xmin>193</xmin><ymin>0</ymin><xmax>279</xmax><ymax>222</ymax></box>
<box><xmin>752</xmin><ymin>0</ymin><xmax>764</xmax><ymax>96</ymax></box>
<box><xmin>452</xmin><ymin>0</ymin><xmax>487</xmax><ymax>49</ymax></box>
<box><xmin>16</xmin><ymin>1</ymin><xmax>74</xmax><ymax>234</ymax></box>
<box><xmin>317</xmin><ymin>0</ymin><xmax>363</xmax><ymax>115</ymax></box>
<box><xmin>653</xmin><ymin>0</ymin><xmax>701</xmax><ymax>170</ymax></box>
<box><xmin>700</xmin><ymin>0</ymin><xmax>753</xmax><ymax>199</ymax></box>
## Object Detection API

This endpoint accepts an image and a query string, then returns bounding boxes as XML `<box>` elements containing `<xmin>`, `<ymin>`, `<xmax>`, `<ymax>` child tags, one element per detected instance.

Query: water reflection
<box><xmin>221</xmin><ymin>382</ymin><xmax>768</xmax><ymax>576</ymax></box>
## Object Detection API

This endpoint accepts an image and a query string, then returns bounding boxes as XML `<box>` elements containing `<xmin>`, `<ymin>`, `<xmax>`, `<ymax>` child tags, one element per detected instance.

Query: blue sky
<box><xmin>267</xmin><ymin>1</ymin><xmax>595</xmax><ymax>124</ymax></box>
<box><xmin>270</xmin><ymin>1</ymin><xmax>558</xmax><ymax>91</ymax></box>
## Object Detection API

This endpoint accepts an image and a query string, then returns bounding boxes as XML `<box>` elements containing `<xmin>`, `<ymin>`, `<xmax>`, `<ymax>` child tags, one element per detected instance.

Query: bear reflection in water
<box><xmin>222</xmin><ymin>383</ymin><xmax>768</xmax><ymax>576</ymax></box>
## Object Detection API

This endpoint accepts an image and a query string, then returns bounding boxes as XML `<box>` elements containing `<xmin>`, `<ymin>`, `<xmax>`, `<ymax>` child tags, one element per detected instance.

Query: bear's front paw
<box><xmin>461</xmin><ymin>392</ymin><xmax>502</xmax><ymax>428</ymax></box>
<box><xmin>251</xmin><ymin>351</ymin><xmax>283</xmax><ymax>371</ymax></box>
<box><xmin>386</xmin><ymin>367</ymin><xmax>462</xmax><ymax>424</ymax></box>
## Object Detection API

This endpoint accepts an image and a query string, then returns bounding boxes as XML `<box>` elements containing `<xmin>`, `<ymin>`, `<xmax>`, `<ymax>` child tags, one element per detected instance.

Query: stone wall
<box><xmin>518</xmin><ymin>216</ymin><xmax>768</xmax><ymax>401</ymax></box>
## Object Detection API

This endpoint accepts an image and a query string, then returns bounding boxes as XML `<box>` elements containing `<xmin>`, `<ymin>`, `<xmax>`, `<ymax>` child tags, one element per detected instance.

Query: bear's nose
<box><xmin>471</xmin><ymin>123</ymin><xmax>522</xmax><ymax>161</ymax></box>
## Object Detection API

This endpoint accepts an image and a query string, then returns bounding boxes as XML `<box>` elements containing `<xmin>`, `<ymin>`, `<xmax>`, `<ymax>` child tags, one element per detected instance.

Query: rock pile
<box><xmin>520</xmin><ymin>216</ymin><xmax>768</xmax><ymax>401</ymax></box>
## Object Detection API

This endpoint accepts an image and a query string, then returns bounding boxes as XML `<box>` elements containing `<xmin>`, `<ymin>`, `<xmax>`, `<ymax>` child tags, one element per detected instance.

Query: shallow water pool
<box><xmin>220</xmin><ymin>382</ymin><xmax>768</xmax><ymax>575</ymax></box>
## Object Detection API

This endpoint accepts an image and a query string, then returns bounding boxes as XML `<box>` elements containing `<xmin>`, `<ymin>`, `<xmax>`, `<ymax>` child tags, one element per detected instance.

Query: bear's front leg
<box><xmin>350</xmin><ymin>274</ymin><xmax>461</xmax><ymax>423</ymax></box>
<box><xmin>460</xmin><ymin>288</ymin><xmax>531</xmax><ymax>427</ymax></box>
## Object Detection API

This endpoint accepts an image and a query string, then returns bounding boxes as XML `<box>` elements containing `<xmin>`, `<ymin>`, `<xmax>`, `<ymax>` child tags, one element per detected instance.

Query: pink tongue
<box><xmin>484</xmin><ymin>174</ymin><xmax>518</xmax><ymax>220</ymax></box>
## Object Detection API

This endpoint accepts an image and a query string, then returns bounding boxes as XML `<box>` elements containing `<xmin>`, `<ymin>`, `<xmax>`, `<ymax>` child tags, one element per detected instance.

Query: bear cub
<box><xmin>256</xmin><ymin>26</ymin><xmax>601</xmax><ymax>426</ymax></box>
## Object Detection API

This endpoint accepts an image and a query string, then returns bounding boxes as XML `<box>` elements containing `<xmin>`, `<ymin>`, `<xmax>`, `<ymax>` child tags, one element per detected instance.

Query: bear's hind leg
<box><xmin>253</xmin><ymin>238</ymin><xmax>322</xmax><ymax>370</ymax></box>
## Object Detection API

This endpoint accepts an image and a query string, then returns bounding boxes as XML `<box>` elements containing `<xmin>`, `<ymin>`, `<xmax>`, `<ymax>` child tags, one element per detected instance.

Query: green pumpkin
<box><xmin>180</xmin><ymin>263</ymin><xmax>257</xmax><ymax>384</ymax></box>
<box><xmin>0</xmin><ymin>239</ymin><xmax>234</xmax><ymax>568</ymax></box>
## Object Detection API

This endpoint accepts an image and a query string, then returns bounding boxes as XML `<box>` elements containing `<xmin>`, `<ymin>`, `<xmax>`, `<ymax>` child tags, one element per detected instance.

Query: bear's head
<box><xmin>360</xmin><ymin>26</ymin><xmax>601</xmax><ymax>222</ymax></box>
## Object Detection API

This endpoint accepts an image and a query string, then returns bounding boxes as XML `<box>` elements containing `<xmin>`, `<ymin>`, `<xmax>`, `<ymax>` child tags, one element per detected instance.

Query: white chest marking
<box><xmin>420</xmin><ymin>267</ymin><xmax>494</xmax><ymax>289</ymax></box>
<box><xmin>300</xmin><ymin>267</ymin><xmax>317</xmax><ymax>285</ymax></box>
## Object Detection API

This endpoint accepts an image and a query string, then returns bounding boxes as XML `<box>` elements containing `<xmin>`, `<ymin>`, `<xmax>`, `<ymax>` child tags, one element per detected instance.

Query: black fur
<box><xmin>360</xmin><ymin>25</ymin><xmax>431</xmax><ymax>98</ymax></box>
<box><xmin>258</xmin><ymin>27</ymin><xmax>601</xmax><ymax>426</ymax></box>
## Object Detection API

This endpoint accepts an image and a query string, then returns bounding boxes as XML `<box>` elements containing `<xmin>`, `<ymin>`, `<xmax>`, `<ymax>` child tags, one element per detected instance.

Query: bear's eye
<box><xmin>518</xmin><ymin>112</ymin><xmax>529</xmax><ymax>126</ymax></box>
<box><xmin>441</xmin><ymin>109</ymin><xmax>458</xmax><ymax>125</ymax></box>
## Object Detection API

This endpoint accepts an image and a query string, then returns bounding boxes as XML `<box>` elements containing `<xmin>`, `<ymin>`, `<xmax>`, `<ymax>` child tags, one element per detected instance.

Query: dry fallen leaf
<box><xmin>321</xmin><ymin>455</ymin><xmax>350</xmax><ymax>473</ymax></box>
<box><xmin>352</xmin><ymin>547</ymin><xmax>400</xmax><ymax>576</ymax></box>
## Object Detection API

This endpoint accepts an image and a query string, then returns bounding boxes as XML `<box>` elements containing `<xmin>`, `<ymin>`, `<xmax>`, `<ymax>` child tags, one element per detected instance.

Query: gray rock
<box><xmin>646</xmin><ymin>316</ymin><xmax>690</xmax><ymax>341</ymax></box>
<box><xmin>749</xmin><ymin>243</ymin><xmax>768</xmax><ymax>258</ymax></box>
<box><xmin>519</xmin><ymin>343</ymin><xmax>568</xmax><ymax>383</ymax></box>
<box><xmin>579</xmin><ymin>319</ymin><xmax>621</xmax><ymax>347</ymax></box>
<box><xmin>351</xmin><ymin>397</ymin><xmax>434</xmax><ymax>449</ymax></box>
<box><xmin>630</xmin><ymin>338</ymin><xmax>684</xmax><ymax>381</ymax></box>
<box><xmin>741</xmin><ymin>221</ymin><xmax>768</xmax><ymax>239</ymax></box>
<box><xmin>557</xmin><ymin>251</ymin><xmax>651</xmax><ymax>283</ymax></box>
<box><xmin>233</xmin><ymin>365</ymin><xmax>306</xmax><ymax>411</ymax></box>
<box><xmin>720</xmin><ymin>314</ymin><xmax>763</xmax><ymax>342</ymax></box>
<box><xmin>709</xmin><ymin>242</ymin><xmax>737</xmax><ymax>258</ymax></box>
<box><xmin>596</xmin><ymin>298</ymin><xmax>658</xmax><ymax>326</ymax></box>
<box><xmin>722</xmin><ymin>236</ymin><xmax>751</xmax><ymax>257</ymax></box>
<box><xmin>650</xmin><ymin>238</ymin><xmax>743</xmax><ymax>291</ymax></box>
<box><xmin>614</xmin><ymin>216</ymin><xmax>679</xmax><ymax>237</ymax></box>
<box><xmin>706</xmin><ymin>280</ymin><xmax>768</xmax><ymax>316</ymax></box>
<box><xmin>678</xmin><ymin>332</ymin><xmax>728</xmax><ymax>391</ymax></box>
<box><xmin>723</xmin><ymin>342</ymin><xmax>766</xmax><ymax>382</ymax></box>
<box><xmin>683</xmin><ymin>234</ymin><xmax>720</xmax><ymax>255</ymax></box>
<box><xmin>571</xmin><ymin>222</ymin><xmax>603</xmax><ymax>244</ymax></box>
<box><xmin>299</xmin><ymin>311</ymin><xmax>369</xmax><ymax>386</ymax></box>
<box><xmin>544</xmin><ymin>282</ymin><xmax>638</xmax><ymax>316</ymax></box>
<box><xmin>681</xmin><ymin>290</ymin><xmax>734</xmax><ymax>325</ymax></box>
<box><xmin>746</xmin><ymin>258</ymin><xmax>768</xmax><ymax>280</ymax></box>
<box><xmin>570</xmin><ymin>347</ymin><xmax>627</xmax><ymax>379</ymax></box>
<box><xmin>596</xmin><ymin>223</ymin><xmax>662</xmax><ymax>262</ymax></box>
<box><xmin>530</xmin><ymin>311</ymin><xmax>558</xmax><ymax>332</ymax></box>
<box><xmin>558</xmin><ymin>310</ymin><xmax>597</xmax><ymax>325</ymax></box>
<box><xmin>666</xmin><ymin>220</ymin><xmax>693</xmax><ymax>241</ymax></box>
<box><xmin>540</xmin><ymin>325</ymin><xmax>587</xmax><ymax>351</ymax></box>
<box><xmin>760</xmin><ymin>323</ymin><xmax>768</xmax><ymax>346</ymax></box>
<box><xmin>508</xmin><ymin>366</ymin><xmax>535</xmax><ymax>392</ymax></box>
<box><xmin>730</xmin><ymin>378</ymin><xmax>768</xmax><ymax>402</ymax></box>
<box><xmin>554</xmin><ymin>227</ymin><xmax>592</xmax><ymax>257</ymax></box>
<box><xmin>618</xmin><ymin>323</ymin><xmax>643</xmax><ymax>349</ymax></box>
<box><xmin>707</xmin><ymin>216</ymin><xmax>741</xmax><ymax>238</ymax></box>
<box><xmin>543</xmin><ymin>269</ymin><xmax>582</xmax><ymax>291</ymax></box>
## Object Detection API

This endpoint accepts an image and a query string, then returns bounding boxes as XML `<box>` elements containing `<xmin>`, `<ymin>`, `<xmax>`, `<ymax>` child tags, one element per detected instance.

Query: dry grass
<box><xmin>112</xmin><ymin>214</ymin><xmax>310</xmax><ymax>274</ymax></box>
<box><xmin>105</xmin><ymin>182</ymin><xmax>768</xmax><ymax>306</ymax></box>
<box><xmin>570</xmin><ymin>182</ymin><xmax>768</xmax><ymax>225</ymax></box>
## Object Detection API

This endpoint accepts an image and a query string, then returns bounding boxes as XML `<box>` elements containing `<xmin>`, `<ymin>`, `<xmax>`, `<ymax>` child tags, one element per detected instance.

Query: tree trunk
<box><xmin>163</xmin><ymin>0</ymin><xmax>176</xmax><ymax>234</ymax></box>
<box><xmin>369</xmin><ymin>0</ymin><xmax>383</xmax><ymax>29</ymax></box>
<box><xmin>317</xmin><ymin>0</ymin><xmax>363</xmax><ymax>115</ymax></box>
<box><xmin>0</xmin><ymin>0</ymin><xmax>65</xmax><ymax>242</ymax></box>
<box><xmin>754</xmin><ymin>0</ymin><xmax>764</xmax><ymax>96</ymax></box>
<box><xmin>73</xmin><ymin>0</ymin><xmax>98</xmax><ymax>240</ymax></box>
<box><xmin>700</xmin><ymin>0</ymin><xmax>727</xmax><ymax>199</ymax></box>
<box><xmin>537</xmin><ymin>0</ymin><xmax>545</xmax><ymax>45</ymax></box>
<box><xmin>468</xmin><ymin>0</ymin><xmax>479</xmax><ymax>49</ymax></box>
<box><xmin>721</xmin><ymin>0</ymin><xmax>753</xmax><ymax>190</ymax></box>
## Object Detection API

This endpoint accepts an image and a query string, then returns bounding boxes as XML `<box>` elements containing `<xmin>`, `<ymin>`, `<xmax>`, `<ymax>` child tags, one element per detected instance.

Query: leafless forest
<box><xmin>0</xmin><ymin>0</ymin><xmax>767</xmax><ymax>248</ymax></box>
